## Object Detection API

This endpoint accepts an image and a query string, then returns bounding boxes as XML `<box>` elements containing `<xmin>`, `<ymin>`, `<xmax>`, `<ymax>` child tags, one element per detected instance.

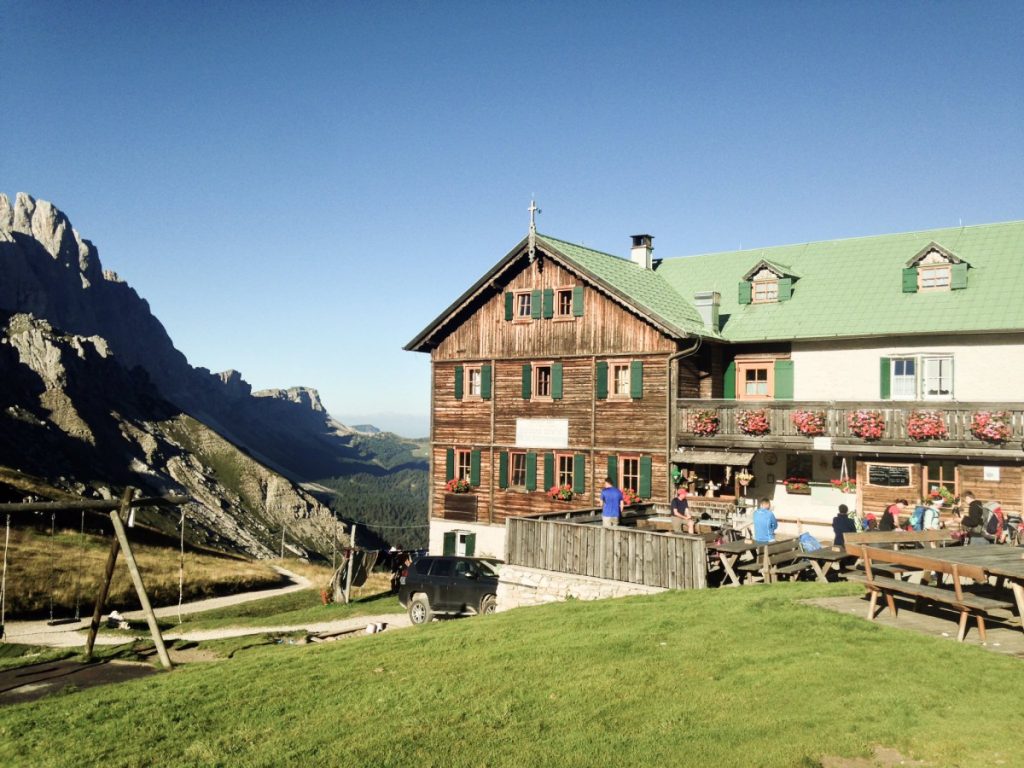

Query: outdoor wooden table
<box><xmin>802</xmin><ymin>546</ymin><xmax>854</xmax><ymax>583</ymax></box>
<box><xmin>708</xmin><ymin>539</ymin><xmax>762</xmax><ymax>587</ymax></box>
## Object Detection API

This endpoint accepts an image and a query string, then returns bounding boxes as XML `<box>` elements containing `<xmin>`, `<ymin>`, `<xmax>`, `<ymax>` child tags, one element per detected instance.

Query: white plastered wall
<box><xmin>429</xmin><ymin>519</ymin><xmax>507</xmax><ymax>559</ymax></box>
<box><xmin>791</xmin><ymin>333</ymin><xmax>1024</xmax><ymax>402</ymax></box>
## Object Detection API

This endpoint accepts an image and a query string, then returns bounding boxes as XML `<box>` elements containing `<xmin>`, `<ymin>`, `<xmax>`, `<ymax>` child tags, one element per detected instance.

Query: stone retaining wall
<box><xmin>496</xmin><ymin>565</ymin><xmax>665</xmax><ymax>611</ymax></box>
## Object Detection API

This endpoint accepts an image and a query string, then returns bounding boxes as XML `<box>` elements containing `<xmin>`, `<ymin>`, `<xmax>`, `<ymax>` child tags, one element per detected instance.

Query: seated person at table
<box><xmin>832</xmin><ymin>504</ymin><xmax>857</xmax><ymax>547</ymax></box>
<box><xmin>879</xmin><ymin>499</ymin><xmax>908</xmax><ymax>532</ymax></box>
<box><xmin>670</xmin><ymin>487</ymin><xmax>694</xmax><ymax>534</ymax></box>
<box><xmin>961</xmin><ymin>491</ymin><xmax>986</xmax><ymax>539</ymax></box>
<box><xmin>982</xmin><ymin>502</ymin><xmax>1007</xmax><ymax>544</ymax></box>
<box><xmin>752</xmin><ymin>498</ymin><xmax>778</xmax><ymax>543</ymax></box>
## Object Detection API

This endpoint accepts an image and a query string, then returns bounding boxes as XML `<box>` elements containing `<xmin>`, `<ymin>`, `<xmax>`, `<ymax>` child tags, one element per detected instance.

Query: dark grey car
<box><xmin>397</xmin><ymin>556</ymin><xmax>501</xmax><ymax>624</ymax></box>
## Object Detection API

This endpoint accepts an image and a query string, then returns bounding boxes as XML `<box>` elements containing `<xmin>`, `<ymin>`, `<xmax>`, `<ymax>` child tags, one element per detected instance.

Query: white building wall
<box><xmin>792</xmin><ymin>333</ymin><xmax>1024</xmax><ymax>402</ymax></box>
<box><xmin>428</xmin><ymin>519</ymin><xmax>507</xmax><ymax>559</ymax></box>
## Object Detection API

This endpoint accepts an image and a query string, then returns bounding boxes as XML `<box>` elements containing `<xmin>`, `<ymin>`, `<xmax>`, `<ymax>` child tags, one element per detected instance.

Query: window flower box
<box><xmin>791</xmin><ymin>409</ymin><xmax>826</xmax><ymax>436</ymax></box>
<box><xmin>689</xmin><ymin>409</ymin><xmax>720</xmax><ymax>436</ymax></box>
<box><xmin>547</xmin><ymin>485</ymin><xmax>574</xmax><ymax>502</ymax></box>
<box><xmin>907</xmin><ymin>410</ymin><xmax>948</xmax><ymax>441</ymax></box>
<box><xmin>445</xmin><ymin>478</ymin><xmax>472</xmax><ymax>494</ymax></box>
<box><xmin>970</xmin><ymin>410</ymin><xmax>1012</xmax><ymax>444</ymax></box>
<box><xmin>622</xmin><ymin>487</ymin><xmax>642</xmax><ymax>506</ymax></box>
<box><xmin>737</xmin><ymin>409</ymin><xmax>771</xmax><ymax>436</ymax></box>
<box><xmin>830</xmin><ymin>478</ymin><xmax>857</xmax><ymax>494</ymax></box>
<box><xmin>848</xmin><ymin>409</ymin><xmax>885</xmax><ymax>440</ymax></box>
<box><xmin>784</xmin><ymin>477</ymin><xmax>811</xmax><ymax>494</ymax></box>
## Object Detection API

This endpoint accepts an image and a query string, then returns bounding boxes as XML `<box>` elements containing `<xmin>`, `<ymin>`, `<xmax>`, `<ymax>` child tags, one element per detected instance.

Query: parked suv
<box><xmin>397</xmin><ymin>556</ymin><xmax>501</xmax><ymax>624</ymax></box>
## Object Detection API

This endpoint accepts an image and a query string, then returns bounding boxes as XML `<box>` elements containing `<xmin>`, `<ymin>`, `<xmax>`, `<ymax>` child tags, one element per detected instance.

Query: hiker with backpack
<box><xmin>982</xmin><ymin>502</ymin><xmax>1007</xmax><ymax>544</ymax></box>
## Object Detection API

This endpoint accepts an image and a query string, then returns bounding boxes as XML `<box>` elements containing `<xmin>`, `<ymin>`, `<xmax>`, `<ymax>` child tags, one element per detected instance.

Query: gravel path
<box><xmin>3</xmin><ymin>567</ymin><xmax>409</xmax><ymax>647</ymax></box>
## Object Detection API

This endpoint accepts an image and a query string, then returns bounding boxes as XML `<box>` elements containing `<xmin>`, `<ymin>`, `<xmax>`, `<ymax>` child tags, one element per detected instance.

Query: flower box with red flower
<box><xmin>970</xmin><ymin>410</ymin><xmax>1012</xmax><ymax>444</ymax></box>
<box><xmin>737</xmin><ymin>409</ymin><xmax>771</xmax><ymax>436</ymax></box>
<box><xmin>906</xmin><ymin>410</ymin><xmax>948</xmax><ymax>441</ymax></box>
<box><xmin>547</xmin><ymin>485</ymin><xmax>574</xmax><ymax>502</ymax></box>
<box><xmin>830</xmin><ymin>478</ymin><xmax>856</xmax><ymax>494</ymax></box>
<box><xmin>445</xmin><ymin>478</ymin><xmax>472</xmax><ymax>494</ymax></box>
<box><xmin>847</xmin><ymin>409</ymin><xmax>885</xmax><ymax>440</ymax></box>
<box><xmin>690</xmin><ymin>409</ymin><xmax>720</xmax><ymax>436</ymax></box>
<box><xmin>784</xmin><ymin>477</ymin><xmax>811</xmax><ymax>494</ymax></box>
<box><xmin>791</xmin><ymin>409</ymin><xmax>826</xmax><ymax>437</ymax></box>
<box><xmin>621</xmin><ymin>487</ymin><xmax>642</xmax><ymax>506</ymax></box>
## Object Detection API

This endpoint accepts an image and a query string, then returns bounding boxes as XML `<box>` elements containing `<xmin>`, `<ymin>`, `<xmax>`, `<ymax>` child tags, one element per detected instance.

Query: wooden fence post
<box><xmin>85</xmin><ymin>488</ymin><xmax>131</xmax><ymax>660</ymax></box>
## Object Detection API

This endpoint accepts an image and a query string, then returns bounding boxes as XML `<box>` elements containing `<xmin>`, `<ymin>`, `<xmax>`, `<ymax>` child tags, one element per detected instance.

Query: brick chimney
<box><xmin>630</xmin><ymin>234</ymin><xmax>653</xmax><ymax>269</ymax></box>
<box><xmin>693</xmin><ymin>291</ymin><xmax>720</xmax><ymax>332</ymax></box>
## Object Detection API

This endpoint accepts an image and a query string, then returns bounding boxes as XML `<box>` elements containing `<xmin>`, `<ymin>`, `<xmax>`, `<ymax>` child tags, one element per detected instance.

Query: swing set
<box><xmin>0</xmin><ymin>487</ymin><xmax>188</xmax><ymax>670</ymax></box>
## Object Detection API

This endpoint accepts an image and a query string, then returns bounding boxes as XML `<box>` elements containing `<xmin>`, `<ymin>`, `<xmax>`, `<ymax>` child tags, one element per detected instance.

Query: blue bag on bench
<box><xmin>798</xmin><ymin>532</ymin><xmax>822</xmax><ymax>552</ymax></box>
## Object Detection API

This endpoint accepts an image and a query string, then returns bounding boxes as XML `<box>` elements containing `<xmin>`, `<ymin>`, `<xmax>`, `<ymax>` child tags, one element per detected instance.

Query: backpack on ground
<box><xmin>909</xmin><ymin>506</ymin><xmax>926</xmax><ymax>531</ymax></box>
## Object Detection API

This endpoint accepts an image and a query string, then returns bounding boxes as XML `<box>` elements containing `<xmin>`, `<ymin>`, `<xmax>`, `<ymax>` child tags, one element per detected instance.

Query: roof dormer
<box><xmin>902</xmin><ymin>242</ymin><xmax>968</xmax><ymax>293</ymax></box>
<box><xmin>738</xmin><ymin>259</ymin><xmax>798</xmax><ymax>305</ymax></box>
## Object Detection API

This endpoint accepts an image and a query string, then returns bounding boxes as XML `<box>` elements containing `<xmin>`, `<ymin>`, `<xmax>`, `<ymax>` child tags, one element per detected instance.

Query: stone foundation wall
<box><xmin>496</xmin><ymin>565</ymin><xmax>665</xmax><ymax>611</ymax></box>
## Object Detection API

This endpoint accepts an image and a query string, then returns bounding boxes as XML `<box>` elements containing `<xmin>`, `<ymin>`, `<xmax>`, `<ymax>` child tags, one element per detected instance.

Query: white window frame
<box><xmin>918</xmin><ymin>264</ymin><xmax>951</xmax><ymax>291</ymax></box>
<box><xmin>890</xmin><ymin>357</ymin><xmax>917</xmax><ymax>401</ymax></box>
<box><xmin>889</xmin><ymin>355</ymin><xmax>953</xmax><ymax>401</ymax></box>
<box><xmin>465</xmin><ymin>365</ymin><xmax>482</xmax><ymax>399</ymax></box>
<box><xmin>752</xmin><ymin>279</ymin><xmax>779</xmax><ymax>304</ymax></box>
<box><xmin>609</xmin><ymin>361</ymin><xmax>631</xmax><ymax>399</ymax></box>
<box><xmin>514</xmin><ymin>291</ymin><xmax>532</xmax><ymax>321</ymax></box>
<box><xmin>922</xmin><ymin>356</ymin><xmax>953</xmax><ymax>400</ymax></box>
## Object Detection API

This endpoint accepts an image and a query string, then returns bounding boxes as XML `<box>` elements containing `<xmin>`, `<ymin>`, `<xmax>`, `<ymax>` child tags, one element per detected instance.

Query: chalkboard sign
<box><xmin>867</xmin><ymin>463</ymin><xmax>911</xmax><ymax>487</ymax></box>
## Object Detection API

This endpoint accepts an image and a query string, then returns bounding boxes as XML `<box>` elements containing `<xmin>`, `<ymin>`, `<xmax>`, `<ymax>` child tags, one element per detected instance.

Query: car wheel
<box><xmin>479</xmin><ymin>594</ymin><xmax>497</xmax><ymax>615</ymax></box>
<box><xmin>409</xmin><ymin>595</ymin><xmax>433</xmax><ymax>625</ymax></box>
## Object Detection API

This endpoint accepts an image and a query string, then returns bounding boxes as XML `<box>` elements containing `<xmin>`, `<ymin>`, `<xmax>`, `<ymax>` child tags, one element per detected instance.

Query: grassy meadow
<box><xmin>1</xmin><ymin>582</ymin><xmax>1021</xmax><ymax>767</ymax></box>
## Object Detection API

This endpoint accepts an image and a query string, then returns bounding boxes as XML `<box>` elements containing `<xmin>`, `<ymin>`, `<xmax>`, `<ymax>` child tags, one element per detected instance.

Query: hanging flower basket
<box><xmin>907</xmin><ymin>410</ymin><xmax>948</xmax><ymax>441</ymax></box>
<box><xmin>929</xmin><ymin>486</ymin><xmax>956</xmax><ymax>507</ymax></box>
<box><xmin>737</xmin><ymin>409</ymin><xmax>771</xmax><ymax>436</ymax></box>
<box><xmin>791</xmin><ymin>409</ymin><xmax>826</xmax><ymax>436</ymax></box>
<box><xmin>547</xmin><ymin>485</ymin><xmax>574</xmax><ymax>502</ymax></box>
<box><xmin>830</xmin><ymin>478</ymin><xmax>857</xmax><ymax>494</ymax></box>
<box><xmin>784</xmin><ymin>477</ymin><xmax>811</xmax><ymax>494</ymax></box>
<box><xmin>445</xmin><ymin>478</ymin><xmax>472</xmax><ymax>494</ymax></box>
<box><xmin>689</xmin><ymin>409</ymin><xmax>720</xmax><ymax>436</ymax></box>
<box><xmin>848</xmin><ymin>409</ymin><xmax>885</xmax><ymax>440</ymax></box>
<box><xmin>970</xmin><ymin>410</ymin><xmax>1012</xmax><ymax>443</ymax></box>
<box><xmin>622</xmin><ymin>487</ymin><xmax>642</xmax><ymax>506</ymax></box>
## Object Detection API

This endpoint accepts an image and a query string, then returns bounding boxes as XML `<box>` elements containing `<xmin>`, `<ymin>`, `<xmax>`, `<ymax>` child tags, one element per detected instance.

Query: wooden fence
<box><xmin>505</xmin><ymin>517</ymin><xmax>707</xmax><ymax>590</ymax></box>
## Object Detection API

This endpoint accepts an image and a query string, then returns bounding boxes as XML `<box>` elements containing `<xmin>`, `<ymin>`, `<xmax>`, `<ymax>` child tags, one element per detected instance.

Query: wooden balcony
<box><xmin>675</xmin><ymin>400</ymin><xmax>1024</xmax><ymax>458</ymax></box>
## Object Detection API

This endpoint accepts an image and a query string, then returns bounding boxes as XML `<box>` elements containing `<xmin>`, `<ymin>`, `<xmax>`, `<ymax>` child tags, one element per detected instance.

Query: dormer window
<box><xmin>903</xmin><ymin>242</ymin><xmax>968</xmax><ymax>293</ymax></box>
<box><xmin>738</xmin><ymin>260</ymin><xmax>796</xmax><ymax>305</ymax></box>
<box><xmin>752</xmin><ymin>277</ymin><xmax>779</xmax><ymax>303</ymax></box>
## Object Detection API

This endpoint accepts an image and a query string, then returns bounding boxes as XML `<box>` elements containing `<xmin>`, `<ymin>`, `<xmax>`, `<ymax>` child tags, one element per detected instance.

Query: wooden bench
<box><xmin>737</xmin><ymin>538</ymin><xmax>812</xmax><ymax>583</ymax></box>
<box><xmin>844</xmin><ymin>530</ymin><xmax>956</xmax><ymax>550</ymax></box>
<box><xmin>843</xmin><ymin>544</ymin><xmax>1015</xmax><ymax>642</ymax></box>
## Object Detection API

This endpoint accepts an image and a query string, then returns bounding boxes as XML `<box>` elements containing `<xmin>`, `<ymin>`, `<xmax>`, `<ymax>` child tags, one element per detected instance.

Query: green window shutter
<box><xmin>630</xmin><ymin>361</ymin><xmax>644</xmax><ymax>399</ymax></box>
<box><xmin>951</xmin><ymin>262</ymin><xmax>968</xmax><ymax>290</ymax></box>
<box><xmin>573</xmin><ymin>454</ymin><xmax>586</xmax><ymax>494</ymax></box>
<box><xmin>879</xmin><ymin>357</ymin><xmax>891</xmax><ymax>400</ymax></box>
<box><xmin>470</xmin><ymin>450</ymin><xmax>481</xmax><ymax>486</ymax></box>
<box><xmin>454</xmin><ymin>365</ymin><xmax>464</xmax><ymax>400</ymax></box>
<box><xmin>595</xmin><ymin>361</ymin><xmax>608</xmax><ymax>399</ymax></box>
<box><xmin>526</xmin><ymin>452</ymin><xmax>537</xmax><ymax>491</ymax></box>
<box><xmin>902</xmin><ymin>268</ymin><xmax>918</xmax><ymax>293</ymax></box>
<box><xmin>723</xmin><ymin>361</ymin><xmax>736</xmax><ymax>399</ymax></box>
<box><xmin>445</xmin><ymin>448</ymin><xmax>455</xmax><ymax>482</ymax></box>
<box><xmin>639</xmin><ymin>457</ymin><xmax>652</xmax><ymax>498</ymax></box>
<box><xmin>498</xmin><ymin>451</ymin><xmax>508</xmax><ymax>489</ymax></box>
<box><xmin>504</xmin><ymin>291</ymin><xmax>514</xmax><ymax>320</ymax></box>
<box><xmin>531</xmin><ymin>289</ymin><xmax>542</xmax><ymax>319</ymax></box>
<box><xmin>464</xmin><ymin>533</ymin><xmax>476</xmax><ymax>557</ymax></box>
<box><xmin>542</xmin><ymin>288</ymin><xmax>554</xmax><ymax>319</ymax></box>
<box><xmin>521</xmin><ymin>364</ymin><xmax>532</xmax><ymax>399</ymax></box>
<box><xmin>552</xmin><ymin>363</ymin><xmax>563</xmax><ymax>400</ymax></box>
<box><xmin>572</xmin><ymin>286</ymin><xmax>584</xmax><ymax>316</ymax></box>
<box><xmin>480</xmin><ymin>364</ymin><xmax>492</xmax><ymax>400</ymax></box>
<box><xmin>443</xmin><ymin>531</ymin><xmax>456</xmax><ymax>556</ymax></box>
<box><xmin>774</xmin><ymin>359</ymin><xmax>794</xmax><ymax>400</ymax></box>
<box><xmin>777</xmin><ymin>278</ymin><xmax>793</xmax><ymax>301</ymax></box>
<box><xmin>738</xmin><ymin>281</ymin><xmax>752</xmax><ymax>305</ymax></box>
<box><xmin>606</xmin><ymin>455</ymin><xmax>617</xmax><ymax>485</ymax></box>
<box><xmin>543</xmin><ymin>453</ymin><xmax>554</xmax><ymax>491</ymax></box>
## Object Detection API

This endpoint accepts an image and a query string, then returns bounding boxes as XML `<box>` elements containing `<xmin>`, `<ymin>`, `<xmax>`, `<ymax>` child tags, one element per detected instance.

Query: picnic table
<box><xmin>802</xmin><ymin>547</ymin><xmax>855</xmax><ymax>583</ymax></box>
<box><xmin>707</xmin><ymin>539</ymin><xmax>762</xmax><ymax>587</ymax></box>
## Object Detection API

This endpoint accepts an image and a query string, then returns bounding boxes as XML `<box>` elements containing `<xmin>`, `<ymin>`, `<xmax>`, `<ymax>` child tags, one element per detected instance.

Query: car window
<box><xmin>478</xmin><ymin>561</ymin><xmax>501</xmax><ymax>577</ymax></box>
<box><xmin>413</xmin><ymin>558</ymin><xmax>433</xmax><ymax>576</ymax></box>
<box><xmin>454</xmin><ymin>560</ymin><xmax>476</xmax><ymax>578</ymax></box>
<box><xmin>431</xmin><ymin>559</ymin><xmax>454</xmax><ymax>577</ymax></box>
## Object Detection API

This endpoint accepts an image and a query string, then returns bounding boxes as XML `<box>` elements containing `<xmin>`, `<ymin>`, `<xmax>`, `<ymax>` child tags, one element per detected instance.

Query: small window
<box><xmin>509</xmin><ymin>451</ymin><xmax>527</xmax><ymax>488</ymax></box>
<box><xmin>534</xmin><ymin>365</ymin><xmax>552</xmax><ymax>399</ymax></box>
<box><xmin>556</xmin><ymin>288</ymin><xmax>573</xmax><ymax>318</ymax></box>
<box><xmin>456</xmin><ymin>449</ymin><xmax>472</xmax><ymax>481</ymax></box>
<box><xmin>736</xmin><ymin>360</ymin><xmax>774</xmax><ymax>400</ymax></box>
<box><xmin>925</xmin><ymin>460</ymin><xmax>957</xmax><ymax>498</ymax></box>
<box><xmin>752</xmin><ymin>279</ymin><xmax>779</xmax><ymax>303</ymax></box>
<box><xmin>515</xmin><ymin>291</ymin><xmax>532</xmax><ymax>320</ymax></box>
<box><xmin>891</xmin><ymin>358</ymin><xmax>917</xmax><ymax>400</ymax></box>
<box><xmin>431</xmin><ymin>559</ymin><xmax>454</xmax><ymax>577</ymax></box>
<box><xmin>922</xmin><ymin>357</ymin><xmax>952</xmax><ymax>399</ymax></box>
<box><xmin>918</xmin><ymin>265</ymin><xmax>951</xmax><ymax>291</ymax></box>
<box><xmin>557</xmin><ymin>454</ymin><xmax>574</xmax><ymax>487</ymax></box>
<box><xmin>743</xmin><ymin>367</ymin><xmax>769</xmax><ymax>397</ymax></box>
<box><xmin>620</xmin><ymin>457</ymin><xmax>640</xmax><ymax>493</ymax></box>
<box><xmin>466</xmin><ymin>366</ymin><xmax>482</xmax><ymax>398</ymax></box>
<box><xmin>610</xmin><ymin>362</ymin><xmax>631</xmax><ymax>398</ymax></box>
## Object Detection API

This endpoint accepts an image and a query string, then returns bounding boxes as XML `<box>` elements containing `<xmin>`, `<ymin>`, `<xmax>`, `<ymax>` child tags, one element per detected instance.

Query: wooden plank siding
<box><xmin>505</xmin><ymin>517</ymin><xmax>708</xmax><ymax>590</ymax></box>
<box><xmin>857</xmin><ymin>461</ymin><xmax>921</xmax><ymax>515</ymax></box>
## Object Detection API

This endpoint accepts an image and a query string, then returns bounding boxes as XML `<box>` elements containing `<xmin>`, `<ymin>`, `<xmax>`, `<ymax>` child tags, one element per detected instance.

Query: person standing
<box><xmin>752</xmin><ymin>498</ymin><xmax>778</xmax><ymax>543</ymax></box>
<box><xmin>600</xmin><ymin>478</ymin><xmax>624</xmax><ymax>528</ymax></box>
<box><xmin>832</xmin><ymin>504</ymin><xmax>857</xmax><ymax>548</ymax></box>
<box><xmin>671</xmin><ymin>487</ymin><xmax>694</xmax><ymax>534</ymax></box>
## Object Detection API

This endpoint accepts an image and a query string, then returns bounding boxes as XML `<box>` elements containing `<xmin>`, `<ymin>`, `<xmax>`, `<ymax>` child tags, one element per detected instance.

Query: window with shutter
<box><xmin>773</xmin><ymin>359</ymin><xmax>794</xmax><ymax>400</ymax></box>
<box><xmin>504</xmin><ymin>291</ymin><xmax>514</xmax><ymax>321</ymax></box>
<box><xmin>521</xmin><ymin>364</ymin><xmax>532</xmax><ymax>399</ymax></box>
<box><xmin>509</xmin><ymin>451</ymin><xmax>527</xmax><ymax>488</ymax></box>
<box><xmin>543</xmin><ymin>453</ymin><xmax>554</xmax><ymax>491</ymax></box>
<box><xmin>526</xmin><ymin>452</ymin><xmax>537</xmax><ymax>491</ymax></box>
<box><xmin>454</xmin><ymin>366</ymin><xmax>464</xmax><ymax>400</ymax></box>
<box><xmin>556</xmin><ymin>288</ymin><xmax>574</xmax><ymax>318</ymax></box>
<box><xmin>572</xmin><ymin>285</ymin><xmax>584</xmax><ymax>316</ymax></box>
<box><xmin>445</xmin><ymin>448</ymin><xmax>455</xmax><ymax>482</ymax></box>
<box><xmin>723</xmin><ymin>361</ymin><xmax>736</xmax><ymax>399</ymax></box>
<box><xmin>530</xmin><ymin>289</ymin><xmax>542</xmax><ymax>320</ymax></box>
<box><xmin>738</xmin><ymin>281</ymin><xmax>752</xmax><ymax>305</ymax></box>
<box><xmin>573</xmin><ymin>454</ymin><xmax>586</xmax><ymax>494</ymax></box>
<box><xmin>542</xmin><ymin>288</ymin><xmax>554</xmax><ymax>319</ymax></box>
<box><xmin>639</xmin><ymin>456</ymin><xmax>652</xmax><ymax>498</ymax></box>
<box><xmin>630</xmin><ymin>361</ymin><xmax>644</xmax><ymax>399</ymax></box>
<box><xmin>606</xmin><ymin>455</ymin><xmax>617</xmax><ymax>485</ymax></box>
<box><xmin>498</xmin><ymin>451</ymin><xmax>509</xmax><ymax>489</ymax></box>
<box><xmin>480</xmin><ymin>364</ymin><xmax>492</xmax><ymax>400</ymax></box>
<box><xmin>595</xmin><ymin>361</ymin><xmax>608</xmax><ymax>399</ymax></box>
<box><xmin>551</xmin><ymin>363</ymin><xmax>563</xmax><ymax>400</ymax></box>
<box><xmin>470</xmin><ymin>450</ymin><xmax>481</xmax><ymax>486</ymax></box>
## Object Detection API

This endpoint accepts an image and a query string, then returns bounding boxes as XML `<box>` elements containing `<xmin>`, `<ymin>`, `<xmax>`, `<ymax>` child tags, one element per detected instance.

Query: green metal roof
<box><xmin>544</xmin><ymin>220</ymin><xmax>1024</xmax><ymax>343</ymax></box>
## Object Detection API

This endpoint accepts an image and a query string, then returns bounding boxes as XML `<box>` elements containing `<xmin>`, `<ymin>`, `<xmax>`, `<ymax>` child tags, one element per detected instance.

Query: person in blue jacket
<box><xmin>832</xmin><ymin>504</ymin><xmax>857</xmax><ymax>547</ymax></box>
<box><xmin>753</xmin><ymin>497</ymin><xmax>778</xmax><ymax>543</ymax></box>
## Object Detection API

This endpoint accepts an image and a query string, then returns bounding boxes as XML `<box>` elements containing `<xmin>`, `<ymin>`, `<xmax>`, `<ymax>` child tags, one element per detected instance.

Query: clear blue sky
<box><xmin>4</xmin><ymin>2</ymin><xmax>1022</xmax><ymax>437</ymax></box>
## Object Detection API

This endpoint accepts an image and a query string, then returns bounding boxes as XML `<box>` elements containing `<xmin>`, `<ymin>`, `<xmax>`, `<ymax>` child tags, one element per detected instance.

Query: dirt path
<box><xmin>2</xmin><ymin>567</ymin><xmax>409</xmax><ymax>647</ymax></box>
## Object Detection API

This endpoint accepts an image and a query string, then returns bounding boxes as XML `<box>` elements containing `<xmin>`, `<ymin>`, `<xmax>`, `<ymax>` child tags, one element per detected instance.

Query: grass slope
<box><xmin>0</xmin><ymin>583</ymin><xmax>1021</xmax><ymax>767</ymax></box>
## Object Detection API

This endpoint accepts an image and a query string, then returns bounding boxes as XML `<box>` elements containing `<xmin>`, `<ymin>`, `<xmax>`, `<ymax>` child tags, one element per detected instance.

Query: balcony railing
<box><xmin>675</xmin><ymin>400</ymin><xmax>1024</xmax><ymax>453</ymax></box>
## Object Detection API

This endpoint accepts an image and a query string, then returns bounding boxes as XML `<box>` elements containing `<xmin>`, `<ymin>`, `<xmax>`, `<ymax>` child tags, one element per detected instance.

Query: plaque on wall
<box><xmin>867</xmin><ymin>463</ymin><xmax>912</xmax><ymax>487</ymax></box>
<box><xmin>515</xmin><ymin>418</ymin><xmax>569</xmax><ymax>449</ymax></box>
<box><xmin>984</xmin><ymin>466</ymin><xmax>1000</xmax><ymax>481</ymax></box>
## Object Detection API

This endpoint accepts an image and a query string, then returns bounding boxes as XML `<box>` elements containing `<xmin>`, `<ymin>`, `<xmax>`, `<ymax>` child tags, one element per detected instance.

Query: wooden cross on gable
<box><xmin>528</xmin><ymin>198</ymin><xmax>541</xmax><ymax>262</ymax></box>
